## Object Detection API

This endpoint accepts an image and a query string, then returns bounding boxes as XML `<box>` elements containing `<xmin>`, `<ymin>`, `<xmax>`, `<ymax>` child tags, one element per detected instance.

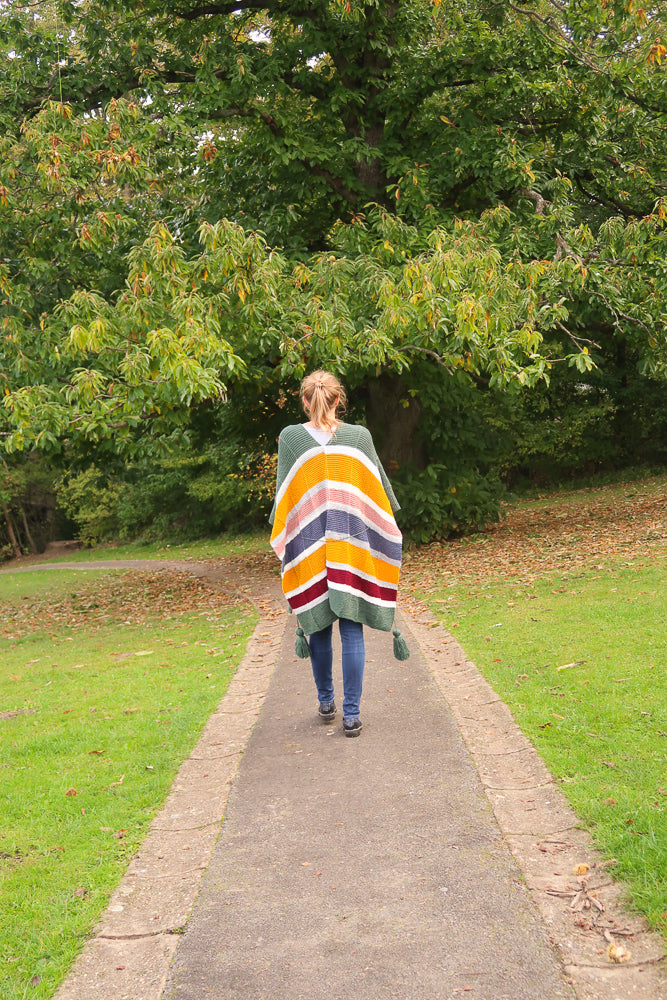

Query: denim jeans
<box><xmin>308</xmin><ymin>618</ymin><xmax>365</xmax><ymax>720</ymax></box>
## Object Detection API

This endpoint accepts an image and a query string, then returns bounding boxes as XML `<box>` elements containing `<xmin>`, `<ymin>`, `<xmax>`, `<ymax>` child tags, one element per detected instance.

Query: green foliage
<box><xmin>58</xmin><ymin>439</ymin><xmax>275</xmax><ymax>545</ymax></box>
<box><xmin>488</xmin><ymin>364</ymin><xmax>667</xmax><ymax>488</ymax></box>
<box><xmin>57</xmin><ymin>467</ymin><xmax>122</xmax><ymax>546</ymax></box>
<box><xmin>0</xmin><ymin>456</ymin><xmax>59</xmax><ymax>557</ymax></box>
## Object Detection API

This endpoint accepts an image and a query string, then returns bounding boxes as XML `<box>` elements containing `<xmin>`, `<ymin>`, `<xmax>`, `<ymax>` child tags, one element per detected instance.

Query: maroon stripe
<box><xmin>289</xmin><ymin>576</ymin><xmax>329</xmax><ymax>610</ymax></box>
<box><xmin>327</xmin><ymin>567</ymin><xmax>397</xmax><ymax>603</ymax></box>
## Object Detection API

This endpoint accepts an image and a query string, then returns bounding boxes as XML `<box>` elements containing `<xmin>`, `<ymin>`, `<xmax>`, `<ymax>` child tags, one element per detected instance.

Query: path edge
<box><xmin>53</xmin><ymin>573</ymin><xmax>287</xmax><ymax>1000</ymax></box>
<box><xmin>402</xmin><ymin>604</ymin><xmax>667</xmax><ymax>1000</ymax></box>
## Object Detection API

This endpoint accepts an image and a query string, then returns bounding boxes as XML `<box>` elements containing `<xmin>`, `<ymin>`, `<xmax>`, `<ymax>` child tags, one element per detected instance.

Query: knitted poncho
<box><xmin>269</xmin><ymin>423</ymin><xmax>402</xmax><ymax>636</ymax></box>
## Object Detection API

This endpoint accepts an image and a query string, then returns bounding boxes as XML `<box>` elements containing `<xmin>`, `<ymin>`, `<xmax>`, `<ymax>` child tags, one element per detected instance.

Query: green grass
<box><xmin>0</xmin><ymin>568</ymin><xmax>257</xmax><ymax>999</ymax></box>
<box><xmin>419</xmin><ymin>552</ymin><xmax>667</xmax><ymax>936</ymax></box>
<box><xmin>30</xmin><ymin>531</ymin><xmax>267</xmax><ymax>564</ymax></box>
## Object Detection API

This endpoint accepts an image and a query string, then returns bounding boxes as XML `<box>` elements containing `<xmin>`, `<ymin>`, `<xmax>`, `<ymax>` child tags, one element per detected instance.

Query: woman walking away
<box><xmin>269</xmin><ymin>370</ymin><xmax>405</xmax><ymax>738</ymax></box>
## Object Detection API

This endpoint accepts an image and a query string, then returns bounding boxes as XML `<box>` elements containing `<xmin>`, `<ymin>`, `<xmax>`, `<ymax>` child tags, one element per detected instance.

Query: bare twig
<box><xmin>402</xmin><ymin>345</ymin><xmax>455</xmax><ymax>373</ymax></box>
<box><xmin>555</xmin><ymin>321</ymin><xmax>601</xmax><ymax>351</ymax></box>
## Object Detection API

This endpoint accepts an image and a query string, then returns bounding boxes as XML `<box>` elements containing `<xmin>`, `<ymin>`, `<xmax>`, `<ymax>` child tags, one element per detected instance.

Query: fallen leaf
<box><xmin>65</xmin><ymin>787</ymin><xmax>77</xmax><ymax>797</ymax></box>
<box><xmin>607</xmin><ymin>942</ymin><xmax>631</xmax><ymax>963</ymax></box>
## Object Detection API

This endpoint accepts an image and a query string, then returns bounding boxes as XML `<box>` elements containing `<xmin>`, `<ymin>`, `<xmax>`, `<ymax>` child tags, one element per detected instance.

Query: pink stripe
<box><xmin>284</xmin><ymin>484</ymin><xmax>400</xmax><ymax>541</ymax></box>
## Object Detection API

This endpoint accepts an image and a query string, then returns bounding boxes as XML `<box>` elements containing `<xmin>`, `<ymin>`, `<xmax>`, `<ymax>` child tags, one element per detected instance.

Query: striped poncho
<box><xmin>269</xmin><ymin>423</ymin><xmax>402</xmax><ymax>636</ymax></box>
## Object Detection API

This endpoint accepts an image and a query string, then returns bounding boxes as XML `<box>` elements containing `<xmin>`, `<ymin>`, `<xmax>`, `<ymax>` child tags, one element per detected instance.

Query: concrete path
<box><xmin>161</xmin><ymin>617</ymin><xmax>576</xmax><ymax>1000</ymax></box>
<box><xmin>5</xmin><ymin>557</ymin><xmax>665</xmax><ymax>999</ymax></box>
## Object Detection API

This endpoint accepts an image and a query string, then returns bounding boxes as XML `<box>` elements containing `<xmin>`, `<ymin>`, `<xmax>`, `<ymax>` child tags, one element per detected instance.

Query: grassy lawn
<box><xmin>16</xmin><ymin>531</ymin><xmax>268</xmax><ymax>565</ymax></box>
<box><xmin>403</xmin><ymin>475</ymin><xmax>667</xmax><ymax>939</ymax></box>
<box><xmin>0</xmin><ymin>567</ymin><xmax>257</xmax><ymax>1000</ymax></box>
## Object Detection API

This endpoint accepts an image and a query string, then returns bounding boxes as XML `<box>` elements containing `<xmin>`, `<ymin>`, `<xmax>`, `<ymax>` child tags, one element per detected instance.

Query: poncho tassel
<box><xmin>393</xmin><ymin>628</ymin><xmax>410</xmax><ymax>661</ymax></box>
<box><xmin>295</xmin><ymin>627</ymin><xmax>311</xmax><ymax>659</ymax></box>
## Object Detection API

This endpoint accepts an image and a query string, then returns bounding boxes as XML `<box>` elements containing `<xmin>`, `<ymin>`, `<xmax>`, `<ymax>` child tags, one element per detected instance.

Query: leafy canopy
<box><xmin>0</xmin><ymin>0</ymin><xmax>665</xmax><ymax>458</ymax></box>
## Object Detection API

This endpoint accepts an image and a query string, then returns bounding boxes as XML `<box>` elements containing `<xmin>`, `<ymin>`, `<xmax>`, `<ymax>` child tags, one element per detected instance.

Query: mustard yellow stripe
<box><xmin>327</xmin><ymin>539</ymin><xmax>400</xmax><ymax>585</ymax></box>
<box><xmin>269</xmin><ymin>521</ymin><xmax>282</xmax><ymax>547</ymax></box>
<box><xmin>274</xmin><ymin>453</ymin><xmax>391</xmax><ymax>527</ymax></box>
<box><xmin>282</xmin><ymin>545</ymin><xmax>326</xmax><ymax>594</ymax></box>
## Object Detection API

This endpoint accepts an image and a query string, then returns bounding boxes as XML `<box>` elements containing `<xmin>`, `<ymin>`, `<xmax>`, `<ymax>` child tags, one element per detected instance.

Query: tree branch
<box><xmin>555</xmin><ymin>320</ymin><xmax>601</xmax><ymax>351</ymax></box>
<box><xmin>401</xmin><ymin>345</ymin><xmax>454</xmax><ymax>373</ymax></box>
<box><xmin>508</xmin><ymin>3</ymin><xmax>667</xmax><ymax>115</ymax></box>
<box><xmin>573</xmin><ymin>176</ymin><xmax>647</xmax><ymax>220</ymax></box>
<box><xmin>521</xmin><ymin>187</ymin><xmax>545</xmax><ymax>215</ymax></box>
<box><xmin>585</xmin><ymin>289</ymin><xmax>653</xmax><ymax>335</ymax></box>
<box><xmin>173</xmin><ymin>1</ymin><xmax>320</xmax><ymax>20</ymax></box>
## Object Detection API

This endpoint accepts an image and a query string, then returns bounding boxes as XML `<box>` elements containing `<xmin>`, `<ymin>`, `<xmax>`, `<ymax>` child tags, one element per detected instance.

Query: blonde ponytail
<box><xmin>300</xmin><ymin>370</ymin><xmax>347</xmax><ymax>432</ymax></box>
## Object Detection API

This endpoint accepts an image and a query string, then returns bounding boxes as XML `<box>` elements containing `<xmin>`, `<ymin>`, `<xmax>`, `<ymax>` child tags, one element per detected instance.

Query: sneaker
<box><xmin>318</xmin><ymin>700</ymin><xmax>337</xmax><ymax>721</ymax></box>
<box><xmin>343</xmin><ymin>717</ymin><xmax>362</xmax><ymax>738</ymax></box>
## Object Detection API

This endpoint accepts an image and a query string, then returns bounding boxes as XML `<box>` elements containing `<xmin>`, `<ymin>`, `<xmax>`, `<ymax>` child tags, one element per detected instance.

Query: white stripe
<box><xmin>284</xmin><ymin>567</ymin><xmax>327</xmax><ymax>600</ymax></box>
<box><xmin>291</xmin><ymin>591</ymin><xmax>330</xmax><ymax>614</ymax></box>
<box><xmin>282</xmin><ymin>531</ymin><xmax>402</xmax><ymax>576</ymax></box>
<box><xmin>274</xmin><ymin>445</ymin><xmax>326</xmax><ymax>509</ymax></box>
<box><xmin>281</xmin><ymin>537</ymin><xmax>326</xmax><ymax>575</ymax></box>
<box><xmin>328</xmin><ymin>580</ymin><xmax>397</xmax><ymax>608</ymax></box>
<box><xmin>271</xmin><ymin>531</ymin><xmax>286</xmax><ymax>559</ymax></box>
<box><xmin>325</xmin><ymin>533</ymin><xmax>402</xmax><ymax>568</ymax></box>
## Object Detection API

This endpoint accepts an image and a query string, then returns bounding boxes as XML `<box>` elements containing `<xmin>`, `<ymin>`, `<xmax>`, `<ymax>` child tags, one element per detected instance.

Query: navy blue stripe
<box><xmin>283</xmin><ymin>509</ymin><xmax>402</xmax><ymax>567</ymax></box>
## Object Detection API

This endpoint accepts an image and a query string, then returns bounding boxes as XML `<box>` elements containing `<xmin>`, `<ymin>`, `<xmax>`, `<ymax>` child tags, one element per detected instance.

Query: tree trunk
<box><xmin>365</xmin><ymin>374</ymin><xmax>427</xmax><ymax>472</ymax></box>
<box><xmin>20</xmin><ymin>506</ymin><xmax>38</xmax><ymax>555</ymax></box>
<box><xmin>2</xmin><ymin>503</ymin><xmax>21</xmax><ymax>558</ymax></box>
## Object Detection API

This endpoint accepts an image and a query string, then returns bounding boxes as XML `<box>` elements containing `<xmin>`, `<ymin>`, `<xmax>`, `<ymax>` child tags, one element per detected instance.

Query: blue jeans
<box><xmin>308</xmin><ymin>618</ymin><xmax>365</xmax><ymax>720</ymax></box>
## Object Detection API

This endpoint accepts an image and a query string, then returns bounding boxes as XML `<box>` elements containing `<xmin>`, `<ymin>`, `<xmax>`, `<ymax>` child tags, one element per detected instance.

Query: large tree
<box><xmin>1</xmin><ymin>1</ymin><xmax>666</xmax><ymax>534</ymax></box>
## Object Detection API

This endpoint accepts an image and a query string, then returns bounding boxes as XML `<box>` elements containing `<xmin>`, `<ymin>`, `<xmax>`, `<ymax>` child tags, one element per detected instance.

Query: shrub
<box><xmin>394</xmin><ymin>464</ymin><xmax>503</xmax><ymax>543</ymax></box>
<box><xmin>57</xmin><ymin>467</ymin><xmax>123</xmax><ymax>546</ymax></box>
<box><xmin>57</xmin><ymin>444</ymin><xmax>276</xmax><ymax>545</ymax></box>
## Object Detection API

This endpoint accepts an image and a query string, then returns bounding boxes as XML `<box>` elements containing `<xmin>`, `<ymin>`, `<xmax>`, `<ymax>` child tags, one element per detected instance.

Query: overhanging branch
<box><xmin>173</xmin><ymin>1</ymin><xmax>320</xmax><ymax>20</ymax></box>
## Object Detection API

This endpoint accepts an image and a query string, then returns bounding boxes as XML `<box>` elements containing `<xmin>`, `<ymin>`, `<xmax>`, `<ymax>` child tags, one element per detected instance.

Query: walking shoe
<box><xmin>318</xmin><ymin>700</ymin><xmax>337</xmax><ymax>721</ymax></box>
<box><xmin>343</xmin><ymin>717</ymin><xmax>362</xmax><ymax>737</ymax></box>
